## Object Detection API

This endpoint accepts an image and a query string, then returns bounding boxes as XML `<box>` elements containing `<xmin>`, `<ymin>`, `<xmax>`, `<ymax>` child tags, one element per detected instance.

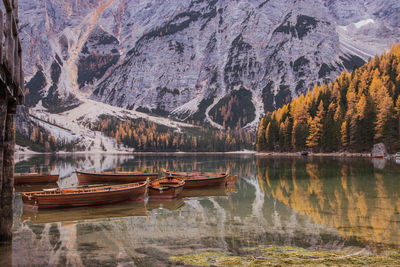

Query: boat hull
<box><xmin>76</xmin><ymin>171</ymin><xmax>158</xmax><ymax>184</ymax></box>
<box><xmin>183</xmin><ymin>175</ymin><xmax>227</xmax><ymax>188</ymax></box>
<box><xmin>14</xmin><ymin>174</ymin><xmax>59</xmax><ymax>185</ymax></box>
<box><xmin>148</xmin><ymin>177</ymin><xmax>185</xmax><ymax>199</ymax></box>
<box><xmin>148</xmin><ymin>186</ymin><xmax>184</xmax><ymax>199</ymax></box>
<box><xmin>22</xmin><ymin>183</ymin><xmax>148</xmax><ymax>209</ymax></box>
<box><xmin>163</xmin><ymin>171</ymin><xmax>229</xmax><ymax>188</ymax></box>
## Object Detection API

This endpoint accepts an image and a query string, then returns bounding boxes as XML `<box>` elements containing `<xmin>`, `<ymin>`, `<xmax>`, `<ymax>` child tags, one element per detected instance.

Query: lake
<box><xmin>1</xmin><ymin>154</ymin><xmax>399</xmax><ymax>266</ymax></box>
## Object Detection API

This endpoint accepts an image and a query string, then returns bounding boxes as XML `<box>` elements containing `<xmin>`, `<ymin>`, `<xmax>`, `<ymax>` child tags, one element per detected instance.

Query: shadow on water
<box><xmin>9</xmin><ymin>154</ymin><xmax>400</xmax><ymax>265</ymax></box>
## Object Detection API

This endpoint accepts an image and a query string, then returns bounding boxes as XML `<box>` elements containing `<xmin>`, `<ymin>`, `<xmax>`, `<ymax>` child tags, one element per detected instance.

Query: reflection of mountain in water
<box><xmin>257</xmin><ymin>158</ymin><xmax>400</xmax><ymax>250</ymax></box>
<box><xmin>9</xmin><ymin>155</ymin><xmax>399</xmax><ymax>265</ymax></box>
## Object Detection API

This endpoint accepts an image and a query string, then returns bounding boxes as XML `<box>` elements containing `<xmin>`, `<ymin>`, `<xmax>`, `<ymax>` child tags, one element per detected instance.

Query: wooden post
<box><xmin>0</xmin><ymin>10</ymin><xmax>3</xmax><ymax>65</ymax></box>
<box><xmin>0</xmin><ymin>101</ymin><xmax>16</xmax><ymax>242</ymax></box>
<box><xmin>13</xmin><ymin>38</ymin><xmax>18</xmax><ymax>91</ymax></box>
<box><xmin>0</xmin><ymin>91</ymin><xmax>7</xmax><ymax>229</ymax></box>
<box><xmin>5</xmin><ymin>11</ymin><xmax>13</xmax><ymax>77</ymax></box>
<box><xmin>0</xmin><ymin>0</ymin><xmax>24</xmax><ymax>243</ymax></box>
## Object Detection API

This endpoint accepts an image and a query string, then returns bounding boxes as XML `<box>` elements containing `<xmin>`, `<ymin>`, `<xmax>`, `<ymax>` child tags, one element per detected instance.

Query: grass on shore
<box><xmin>169</xmin><ymin>245</ymin><xmax>400</xmax><ymax>266</ymax></box>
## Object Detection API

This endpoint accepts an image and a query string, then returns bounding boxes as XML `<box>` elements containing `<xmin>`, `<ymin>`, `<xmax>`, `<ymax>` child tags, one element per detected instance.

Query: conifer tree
<box><xmin>341</xmin><ymin>121</ymin><xmax>349</xmax><ymax>148</ymax></box>
<box><xmin>306</xmin><ymin>101</ymin><xmax>324</xmax><ymax>150</ymax></box>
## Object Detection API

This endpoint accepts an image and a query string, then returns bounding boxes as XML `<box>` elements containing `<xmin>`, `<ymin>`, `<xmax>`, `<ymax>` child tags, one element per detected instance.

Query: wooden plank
<box><xmin>0</xmin><ymin>92</ymin><xmax>7</xmax><ymax>214</ymax></box>
<box><xmin>0</xmin><ymin>103</ymin><xmax>16</xmax><ymax>241</ymax></box>
<box><xmin>13</xmin><ymin>37</ymin><xmax>18</xmax><ymax>96</ymax></box>
<box><xmin>5</xmin><ymin>12</ymin><xmax>13</xmax><ymax>75</ymax></box>
<box><xmin>0</xmin><ymin>10</ymin><xmax>3</xmax><ymax>65</ymax></box>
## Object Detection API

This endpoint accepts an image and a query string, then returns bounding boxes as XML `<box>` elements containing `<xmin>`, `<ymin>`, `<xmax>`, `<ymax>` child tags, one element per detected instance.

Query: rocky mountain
<box><xmin>16</xmin><ymin>0</ymin><xmax>400</xmax><ymax>151</ymax></box>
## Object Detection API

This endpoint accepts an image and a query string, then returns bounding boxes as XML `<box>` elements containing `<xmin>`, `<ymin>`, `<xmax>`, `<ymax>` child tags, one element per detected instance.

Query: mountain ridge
<box><xmin>16</xmin><ymin>0</ymin><xmax>400</xmax><ymax>152</ymax></box>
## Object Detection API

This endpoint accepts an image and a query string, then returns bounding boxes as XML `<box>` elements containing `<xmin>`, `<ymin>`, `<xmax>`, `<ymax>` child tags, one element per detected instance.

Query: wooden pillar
<box><xmin>0</xmin><ymin>100</ymin><xmax>16</xmax><ymax>242</ymax></box>
<box><xmin>0</xmin><ymin>10</ymin><xmax>3</xmax><ymax>65</ymax></box>
<box><xmin>0</xmin><ymin>92</ymin><xmax>7</xmax><ymax>229</ymax></box>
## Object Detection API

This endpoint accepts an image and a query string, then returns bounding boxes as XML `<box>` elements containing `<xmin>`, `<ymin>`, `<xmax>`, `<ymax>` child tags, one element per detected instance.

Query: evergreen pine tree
<box><xmin>306</xmin><ymin>101</ymin><xmax>324</xmax><ymax>150</ymax></box>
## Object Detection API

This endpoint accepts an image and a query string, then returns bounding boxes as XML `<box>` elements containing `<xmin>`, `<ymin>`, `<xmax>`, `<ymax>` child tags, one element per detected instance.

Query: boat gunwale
<box><xmin>163</xmin><ymin>170</ymin><xmax>228</xmax><ymax>180</ymax></box>
<box><xmin>167</xmin><ymin>173</ymin><xmax>228</xmax><ymax>182</ymax></box>
<box><xmin>22</xmin><ymin>182</ymin><xmax>147</xmax><ymax>197</ymax></box>
<box><xmin>149</xmin><ymin>177</ymin><xmax>185</xmax><ymax>191</ymax></box>
<box><xmin>185</xmin><ymin>174</ymin><xmax>227</xmax><ymax>182</ymax></box>
<box><xmin>14</xmin><ymin>173</ymin><xmax>59</xmax><ymax>177</ymax></box>
<box><xmin>76</xmin><ymin>170</ymin><xmax>158</xmax><ymax>177</ymax></box>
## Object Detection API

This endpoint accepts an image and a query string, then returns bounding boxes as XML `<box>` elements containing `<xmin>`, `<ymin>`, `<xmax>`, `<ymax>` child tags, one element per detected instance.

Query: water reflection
<box><xmin>7</xmin><ymin>154</ymin><xmax>400</xmax><ymax>265</ymax></box>
<box><xmin>21</xmin><ymin>202</ymin><xmax>148</xmax><ymax>225</ymax></box>
<box><xmin>256</xmin><ymin>157</ymin><xmax>400</xmax><ymax>251</ymax></box>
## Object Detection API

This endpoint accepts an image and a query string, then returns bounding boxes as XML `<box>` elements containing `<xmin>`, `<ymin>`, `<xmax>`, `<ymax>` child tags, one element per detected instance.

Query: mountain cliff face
<box><xmin>17</xmin><ymin>0</ymin><xmax>400</xmax><ymax>147</ymax></box>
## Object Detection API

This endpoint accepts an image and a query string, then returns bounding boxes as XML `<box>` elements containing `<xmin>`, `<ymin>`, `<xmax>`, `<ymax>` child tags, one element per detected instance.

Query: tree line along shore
<box><xmin>257</xmin><ymin>43</ymin><xmax>400</xmax><ymax>154</ymax></box>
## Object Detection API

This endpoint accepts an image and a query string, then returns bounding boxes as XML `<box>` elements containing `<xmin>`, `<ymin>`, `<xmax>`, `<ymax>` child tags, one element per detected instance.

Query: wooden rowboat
<box><xmin>164</xmin><ymin>171</ymin><xmax>229</xmax><ymax>188</ymax></box>
<box><xmin>21</xmin><ymin>181</ymin><xmax>148</xmax><ymax>209</ymax></box>
<box><xmin>14</xmin><ymin>173</ymin><xmax>59</xmax><ymax>185</ymax></box>
<box><xmin>148</xmin><ymin>177</ymin><xmax>185</xmax><ymax>199</ymax></box>
<box><xmin>163</xmin><ymin>170</ymin><xmax>218</xmax><ymax>177</ymax></box>
<box><xmin>76</xmin><ymin>170</ymin><xmax>158</xmax><ymax>184</ymax></box>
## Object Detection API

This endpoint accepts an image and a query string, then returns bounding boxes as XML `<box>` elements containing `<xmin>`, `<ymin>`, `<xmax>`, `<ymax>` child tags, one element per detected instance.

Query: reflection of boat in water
<box><xmin>180</xmin><ymin>185</ymin><xmax>236</xmax><ymax>198</ymax></box>
<box><xmin>21</xmin><ymin>201</ymin><xmax>148</xmax><ymax>224</ymax></box>
<box><xmin>147</xmin><ymin>198</ymin><xmax>185</xmax><ymax>211</ymax></box>
<box><xmin>14</xmin><ymin>173</ymin><xmax>59</xmax><ymax>185</ymax></box>
<box><xmin>76</xmin><ymin>170</ymin><xmax>158</xmax><ymax>184</ymax></box>
<box><xmin>21</xmin><ymin>181</ymin><xmax>149</xmax><ymax>209</ymax></box>
<box><xmin>148</xmin><ymin>177</ymin><xmax>185</xmax><ymax>199</ymax></box>
<box><xmin>226</xmin><ymin>175</ymin><xmax>237</xmax><ymax>185</ymax></box>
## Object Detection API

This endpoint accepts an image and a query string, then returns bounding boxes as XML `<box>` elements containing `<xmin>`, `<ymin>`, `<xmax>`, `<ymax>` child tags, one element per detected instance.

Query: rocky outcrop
<box><xmin>371</xmin><ymin>143</ymin><xmax>389</xmax><ymax>158</ymax></box>
<box><xmin>77</xmin><ymin>27</ymin><xmax>120</xmax><ymax>89</ymax></box>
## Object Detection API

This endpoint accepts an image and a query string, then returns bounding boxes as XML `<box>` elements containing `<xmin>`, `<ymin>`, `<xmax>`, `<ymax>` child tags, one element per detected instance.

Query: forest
<box><xmin>257</xmin><ymin>43</ymin><xmax>400</xmax><ymax>153</ymax></box>
<box><xmin>91</xmin><ymin>115</ymin><xmax>254</xmax><ymax>152</ymax></box>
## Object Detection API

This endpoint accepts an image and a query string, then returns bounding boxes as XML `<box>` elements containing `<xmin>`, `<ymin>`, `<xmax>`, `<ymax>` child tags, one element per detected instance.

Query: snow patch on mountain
<box><xmin>354</xmin><ymin>18</ymin><xmax>375</xmax><ymax>29</ymax></box>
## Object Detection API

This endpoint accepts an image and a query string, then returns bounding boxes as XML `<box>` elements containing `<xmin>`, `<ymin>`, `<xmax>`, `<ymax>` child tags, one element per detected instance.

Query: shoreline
<box><xmin>256</xmin><ymin>151</ymin><xmax>397</xmax><ymax>158</ymax></box>
<box><xmin>14</xmin><ymin>150</ymin><xmax>258</xmax><ymax>156</ymax></box>
<box><xmin>13</xmin><ymin>148</ymin><xmax>396</xmax><ymax>158</ymax></box>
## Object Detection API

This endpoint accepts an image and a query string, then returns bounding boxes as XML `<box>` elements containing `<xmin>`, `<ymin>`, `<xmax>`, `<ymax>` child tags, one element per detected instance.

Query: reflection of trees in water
<box><xmin>256</xmin><ymin>157</ymin><xmax>400</xmax><ymax>250</ymax></box>
<box><xmin>12</xmin><ymin>155</ymin><xmax>399</xmax><ymax>265</ymax></box>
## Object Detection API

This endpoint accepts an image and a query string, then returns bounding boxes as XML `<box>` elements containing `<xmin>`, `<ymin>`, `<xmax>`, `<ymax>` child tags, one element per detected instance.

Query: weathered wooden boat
<box><xmin>76</xmin><ymin>170</ymin><xmax>158</xmax><ymax>184</ymax></box>
<box><xmin>21</xmin><ymin>181</ymin><xmax>149</xmax><ymax>209</ymax></box>
<box><xmin>148</xmin><ymin>177</ymin><xmax>185</xmax><ymax>199</ymax></box>
<box><xmin>14</xmin><ymin>173</ymin><xmax>59</xmax><ymax>185</ymax></box>
<box><xmin>163</xmin><ymin>170</ymin><xmax>217</xmax><ymax>177</ymax></box>
<box><xmin>164</xmin><ymin>171</ymin><xmax>229</xmax><ymax>188</ymax></box>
